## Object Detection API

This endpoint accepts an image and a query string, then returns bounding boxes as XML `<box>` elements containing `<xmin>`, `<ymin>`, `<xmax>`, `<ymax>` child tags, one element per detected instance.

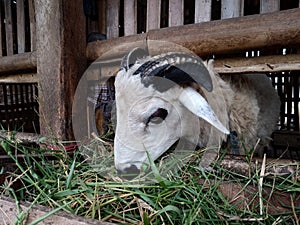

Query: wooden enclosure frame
<box><xmin>87</xmin><ymin>8</ymin><xmax>300</xmax><ymax>73</ymax></box>
<box><xmin>0</xmin><ymin>3</ymin><xmax>299</xmax><ymax>140</ymax></box>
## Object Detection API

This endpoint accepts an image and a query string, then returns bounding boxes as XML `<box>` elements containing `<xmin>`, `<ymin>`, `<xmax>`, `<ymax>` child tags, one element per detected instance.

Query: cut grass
<box><xmin>0</xmin><ymin>135</ymin><xmax>299</xmax><ymax>224</ymax></box>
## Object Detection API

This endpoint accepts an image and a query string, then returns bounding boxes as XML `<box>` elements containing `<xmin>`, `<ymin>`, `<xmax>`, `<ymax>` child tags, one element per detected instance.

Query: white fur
<box><xmin>114</xmin><ymin>59</ymin><xmax>280</xmax><ymax>173</ymax></box>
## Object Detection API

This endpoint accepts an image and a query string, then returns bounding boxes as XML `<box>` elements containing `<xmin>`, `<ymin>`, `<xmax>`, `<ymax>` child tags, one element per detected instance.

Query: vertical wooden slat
<box><xmin>124</xmin><ymin>0</ymin><xmax>137</xmax><ymax>36</ymax></box>
<box><xmin>106</xmin><ymin>0</ymin><xmax>120</xmax><ymax>38</ymax></box>
<box><xmin>260</xmin><ymin>0</ymin><xmax>280</xmax><ymax>13</ymax></box>
<box><xmin>4</xmin><ymin>0</ymin><xmax>13</xmax><ymax>56</ymax></box>
<box><xmin>169</xmin><ymin>0</ymin><xmax>183</xmax><ymax>27</ymax></box>
<box><xmin>28</xmin><ymin>0</ymin><xmax>36</xmax><ymax>51</ymax></box>
<box><xmin>0</xmin><ymin>2</ymin><xmax>2</xmax><ymax>56</ymax></box>
<box><xmin>147</xmin><ymin>0</ymin><xmax>161</xmax><ymax>31</ymax></box>
<box><xmin>17</xmin><ymin>0</ymin><xmax>25</xmax><ymax>53</ymax></box>
<box><xmin>221</xmin><ymin>0</ymin><xmax>244</xmax><ymax>19</ymax></box>
<box><xmin>195</xmin><ymin>0</ymin><xmax>212</xmax><ymax>23</ymax></box>
<box><xmin>98</xmin><ymin>0</ymin><xmax>106</xmax><ymax>35</ymax></box>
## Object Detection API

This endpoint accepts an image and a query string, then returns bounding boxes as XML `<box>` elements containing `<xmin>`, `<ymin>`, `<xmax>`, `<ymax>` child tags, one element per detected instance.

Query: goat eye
<box><xmin>146</xmin><ymin>108</ymin><xmax>168</xmax><ymax>125</ymax></box>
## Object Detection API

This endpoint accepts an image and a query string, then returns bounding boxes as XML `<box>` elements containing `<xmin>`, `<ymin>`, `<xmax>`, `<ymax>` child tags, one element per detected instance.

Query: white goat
<box><xmin>114</xmin><ymin>48</ymin><xmax>280</xmax><ymax>174</ymax></box>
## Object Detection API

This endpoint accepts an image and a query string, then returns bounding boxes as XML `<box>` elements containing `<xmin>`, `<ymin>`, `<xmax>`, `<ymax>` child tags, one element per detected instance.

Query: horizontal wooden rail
<box><xmin>0</xmin><ymin>51</ymin><xmax>37</xmax><ymax>74</ymax></box>
<box><xmin>214</xmin><ymin>54</ymin><xmax>300</xmax><ymax>74</ymax></box>
<box><xmin>87</xmin><ymin>8</ymin><xmax>300</xmax><ymax>61</ymax></box>
<box><xmin>0</xmin><ymin>73</ymin><xmax>38</xmax><ymax>83</ymax></box>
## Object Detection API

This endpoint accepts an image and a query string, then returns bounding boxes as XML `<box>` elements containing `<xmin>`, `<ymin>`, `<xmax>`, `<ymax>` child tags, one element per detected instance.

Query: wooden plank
<box><xmin>214</xmin><ymin>54</ymin><xmax>300</xmax><ymax>73</ymax></box>
<box><xmin>0</xmin><ymin>196</ymin><xmax>115</xmax><ymax>225</ymax></box>
<box><xmin>221</xmin><ymin>0</ymin><xmax>243</xmax><ymax>19</ymax></box>
<box><xmin>87</xmin><ymin>9</ymin><xmax>300</xmax><ymax>60</ymax></box>
<box><xmin>0</xmin><ymin>73</ymin><xmax>38</xmax><ymax>83</ymax></box>
<box><xmin>260</xmin><ymin>0</ymin><xmax>280</xmax><ymax>13</ymax></box>
<box><xmin>17</xmin><ymin>0</ymin><xmax>25</xmax><ymax>53</ymax></box>
<box><xmin>195</xmin><ymin>0</ymin><xmax>212</xmax><ymax>23</ymax></box>
<box><xmin>28</xmin><ymin>0</ymin><xmax>36</xmax><ymax>51</ymax></box>
<box><xmin>169</xmin><ymin>0</ymin><xmax>183</xmax><ymax>27</ymax></box>
<box><xmin>0</xmin><ymin>51</ymin><xmax>37</xmax><ymax>74</ymax></box>
<box><xmin>98</xmin><ymin>0</ymin><xmax>106</xmax><ymax>35</ymax></box>
<box><xmin>147</xmin><ymin>0</ymin><xmax>161</xmax><ymax>31</ymax></box>
<box><xmin>35</xmin><ymin>0</ymin><xmax>87</xmax><ymax>139</ymax></box>
<box><xmin>106</xmin><ymin>0</ymin><xmax>120</xmax><ymax>38</ymax></box>
<box><xmin>0</xmin><ymin>2</ymin><xmax>2</xmax><ymax>56</ymax></box>
<box><xmin>4</xmin><ymin>0</ymin><xmax>14</xmax><ymax>56</ymax></box>
<box><xmin>124</xmin><ymin>0</ymin><xmax>137</xmax><ymax>36</ymax></box>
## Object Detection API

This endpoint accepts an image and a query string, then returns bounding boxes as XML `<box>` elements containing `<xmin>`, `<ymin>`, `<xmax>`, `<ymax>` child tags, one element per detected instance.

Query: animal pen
<box><xmin>0</xmin><ymin>0</ymin><xmax>298</xmax><ymax>149</ymax></box>
<box><xmin>0</xmin><ymin>0</ymin><xmax>299</xmax><ymax>223</ymax></box>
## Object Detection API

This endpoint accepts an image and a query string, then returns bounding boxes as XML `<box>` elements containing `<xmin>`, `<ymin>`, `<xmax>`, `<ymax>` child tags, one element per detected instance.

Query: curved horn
<box><xmin>133</xmin><ymin>52</ymin><xmax>213</xmax><ymax>92</ymax></box>
<box><xmin>121</xmin><ymin>47</ymin><xmax>149</xmax><ymax>71</ymax></box>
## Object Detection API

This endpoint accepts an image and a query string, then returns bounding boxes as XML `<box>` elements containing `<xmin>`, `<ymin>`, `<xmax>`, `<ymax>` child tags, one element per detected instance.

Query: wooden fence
<box><xmin>89</xmin><ymin>0</ymin><xmax>300</xmax><ymax>38</ymax></box>
<box><xmin>0</xmin><ymin>0</ymin><xmax>299</xmax><ymax>139</ymax></box>
<box><xmin>86</xmin><ymin>0</ymin><xmax>300</xmax><ymax>133</ymax></box>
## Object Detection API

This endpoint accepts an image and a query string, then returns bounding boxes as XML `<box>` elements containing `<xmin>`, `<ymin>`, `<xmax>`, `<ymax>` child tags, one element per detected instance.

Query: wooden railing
<box><xmin>93</xmin><ymin>0</ymin><xmax>300</xmax><ymax>39</ymax></box>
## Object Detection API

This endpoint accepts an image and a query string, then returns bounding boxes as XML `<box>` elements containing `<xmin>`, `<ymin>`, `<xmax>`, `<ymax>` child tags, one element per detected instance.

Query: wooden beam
<box><xmin>35</xmin><ymin>0</ymin><xmax>86</xmax><ymax>139</ymax></box>
<box><xmin>0</xmin><ymin>51</ymin><xmax>37</xmax><ymax>74</ymax></box>
<box><xmin>214</xmin><ymin>54</ymin><xmax>300</xmax><ymax>74</ymax></box>
<box><xmin>0</xmin><ymin>73</ymin><xmax>37</xmax><ymax>83</ymax></box>
<box><xmin>87</xmin><ymin>9</ymin><xmax>300</xmax><ymax>60</ymax></box>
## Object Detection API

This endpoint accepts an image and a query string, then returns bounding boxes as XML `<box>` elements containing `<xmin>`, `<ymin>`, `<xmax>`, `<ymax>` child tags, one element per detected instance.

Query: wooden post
<box><xmin>147</xmin><ymin>0</ymin><xmax>161</xmax><ymax>31</ymax></box>
<box><xmin>221</xmin><ymin>0</ymin><xmax>243</xmax><ymax>19</ymax></box>
<box><xmin>106</xmin><ymin>0</ymin><xmax>120</xmax><ymax>38</ymax></box>
<box><xmin>195</xmin><ymin>0</ymin><xmax>212</xmax><ymax>23</ymax></box>
<box><xmin>124</xmin><ymin>0</ymin><xmax>137</xmax><ymax>36</ymax></box>
<box><xmin>35</xmin><ymin>0</ymin><xmax>86</xmax><ymax>139</ymax></box>
<box><xmin>169</xmin><ymin>0</ymin><xmax>184</xmax><ymax>27</ymax></box>
<box><xmin>260</xmin><ymin>0</ymin><xmax>280</xmax><ymax>13</ymax></box>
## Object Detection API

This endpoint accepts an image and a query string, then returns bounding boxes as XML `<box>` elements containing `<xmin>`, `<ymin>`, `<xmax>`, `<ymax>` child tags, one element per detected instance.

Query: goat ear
<box><xmin>179</xmin><ymin>87</ymin><xmax>229</xmax><ymax>134</ymax></box>
<box><xmin>121</xmin><ymin>47</ymin><xmax>148</xmax><ymax>70</ymax></box>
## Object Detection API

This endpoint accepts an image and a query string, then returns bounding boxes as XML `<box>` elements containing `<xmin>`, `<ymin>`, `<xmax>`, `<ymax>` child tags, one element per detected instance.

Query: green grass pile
<box><xmin>0</xmin><ymin>134</ymin><xmax>299</xmax><ymax>224</ymax></box>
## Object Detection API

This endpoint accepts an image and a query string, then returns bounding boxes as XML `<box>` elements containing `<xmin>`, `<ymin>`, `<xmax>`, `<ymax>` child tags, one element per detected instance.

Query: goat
<box><xmin>113</xmin><ymin>48</ymin><xmax>280</xmax><ymax>174</ymax></box>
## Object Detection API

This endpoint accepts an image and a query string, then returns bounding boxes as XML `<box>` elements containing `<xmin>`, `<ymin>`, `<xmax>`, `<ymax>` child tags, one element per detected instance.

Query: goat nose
<box><xmin>117</xmin><ymin>164</ymin><xmax>140</xmax><ymax>179</ymax></box>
